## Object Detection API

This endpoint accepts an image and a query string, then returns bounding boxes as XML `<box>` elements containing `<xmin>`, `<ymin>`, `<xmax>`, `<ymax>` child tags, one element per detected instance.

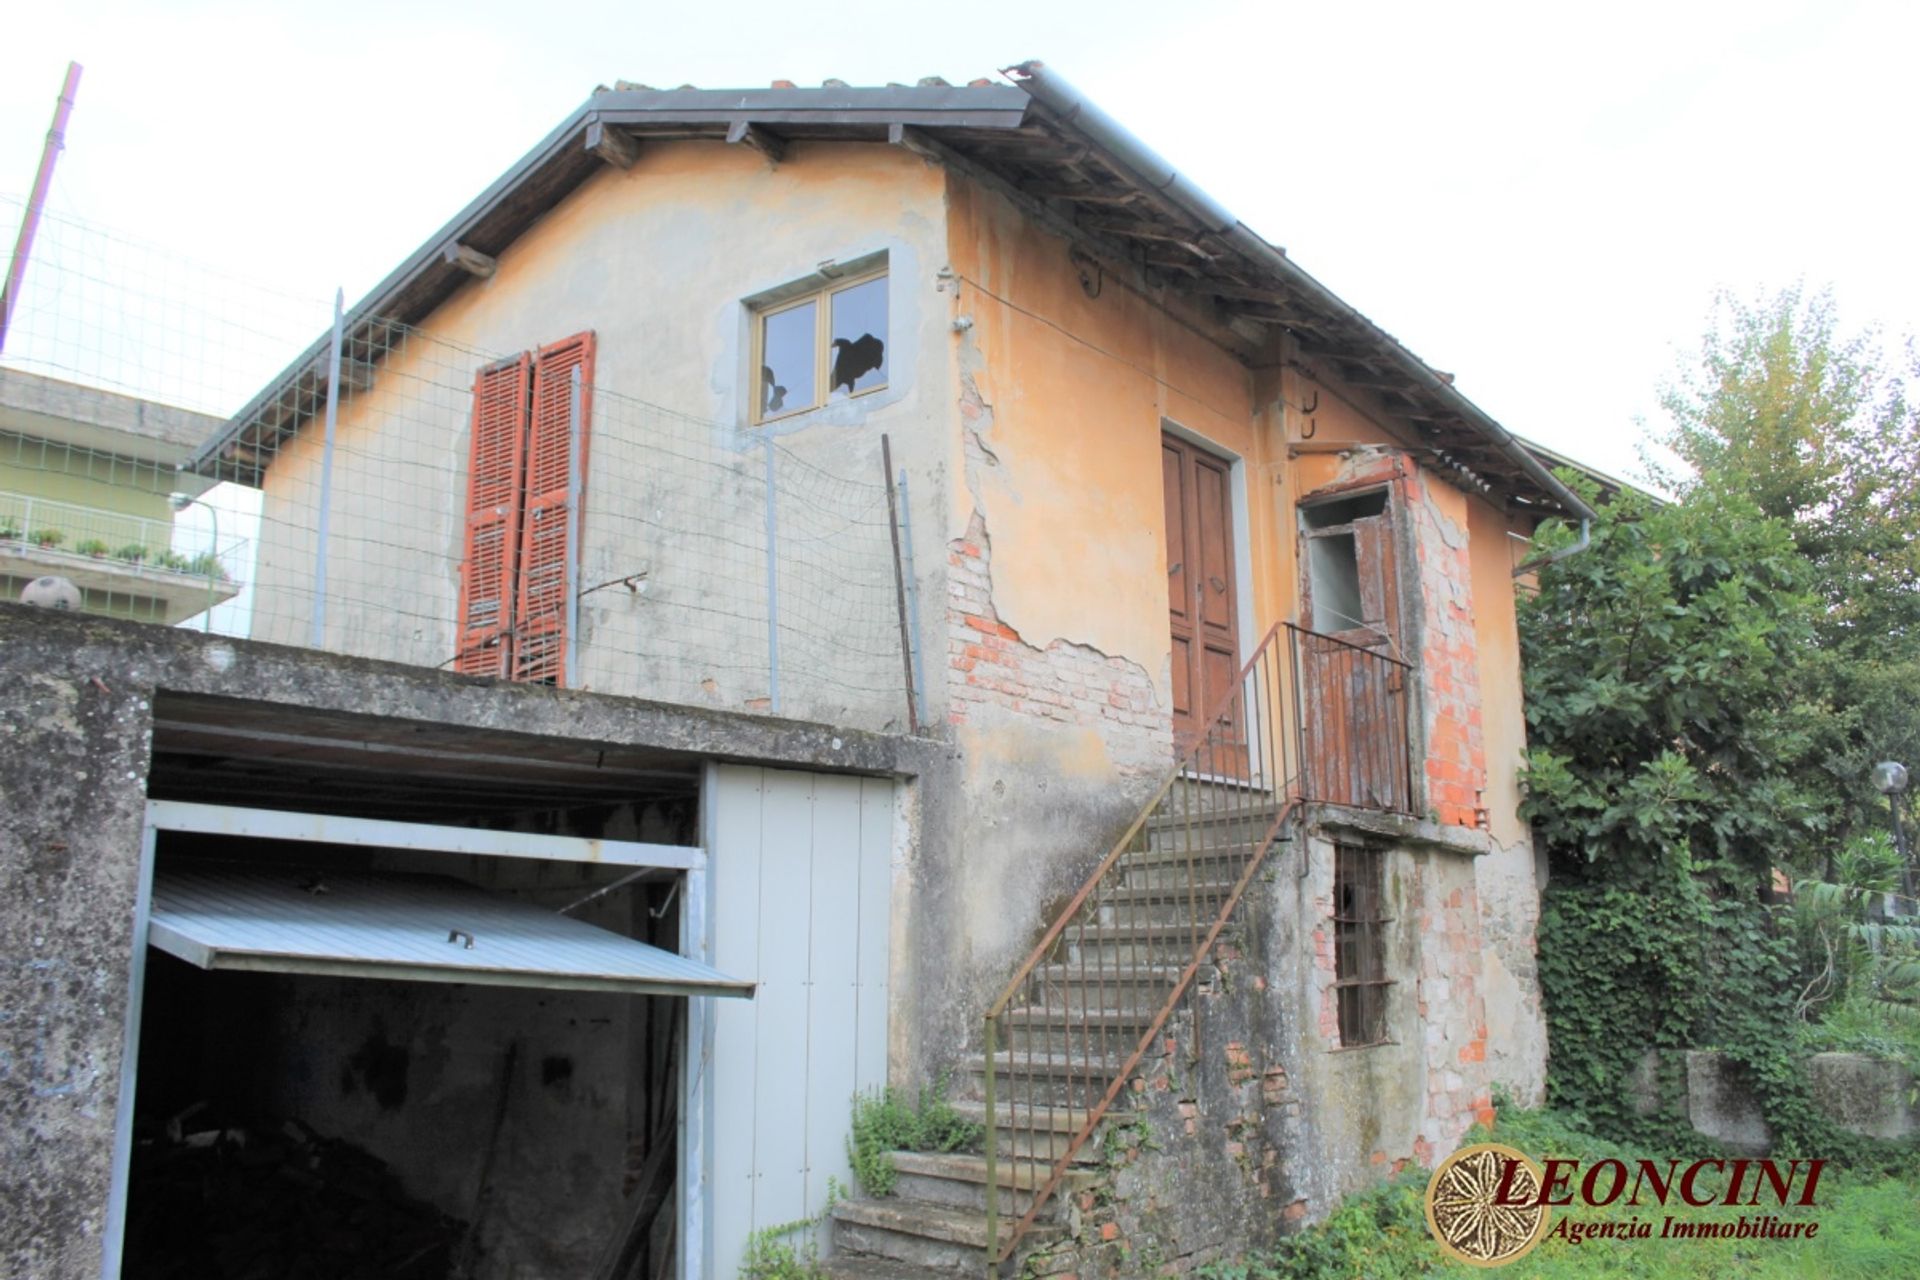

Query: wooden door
<box><xmin>1299</xmin><ymin>495</ymin><xmax>1411</xmax><ymax>811</ymax></box>
<box><xmin>1163</xmin><ymin>434</ymin><xmax>1242</xmax><ymax>763</ymax></box>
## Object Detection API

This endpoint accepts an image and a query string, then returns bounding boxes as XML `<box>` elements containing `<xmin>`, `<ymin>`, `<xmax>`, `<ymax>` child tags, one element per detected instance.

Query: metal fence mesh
<box><xmin>1</xmin><ymin>198</ymin><xmax>916</xmax><ymax>732</ymax></box>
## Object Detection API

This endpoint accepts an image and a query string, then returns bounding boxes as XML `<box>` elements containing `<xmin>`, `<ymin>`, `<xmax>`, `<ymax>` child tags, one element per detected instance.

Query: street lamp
<box><xmin>168</xmin><ymin>491</ymin><xmax>217</xmax><ymax>632</ymax></box>
<box><xmin>1872</xmin><ymin>761</ymin><xmax>1912</xmax><ymax>912</ymax></box>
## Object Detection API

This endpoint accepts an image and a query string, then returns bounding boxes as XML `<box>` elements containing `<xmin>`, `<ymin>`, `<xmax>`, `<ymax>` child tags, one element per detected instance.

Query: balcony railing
<box><xmin>0</xmin><ymin>489</ymin><xmax>247</xmax><ymax>624</ymax></box>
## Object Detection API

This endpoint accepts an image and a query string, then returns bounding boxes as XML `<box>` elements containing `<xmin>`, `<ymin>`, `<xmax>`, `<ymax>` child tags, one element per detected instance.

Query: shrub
<box><xmin>846</xmin><ymin>1075</ymin><xmax>980</xmax><ymax>1197</ymax></box>
<box><xmin>182</xmin><ymin>550</ymin><xmax>228</xmax><ymax>580</ymax></box>
<box><xmin>737</xmin><ymin>1220</ymin><xmax>825</xmax><ymax>1280</ymax></box>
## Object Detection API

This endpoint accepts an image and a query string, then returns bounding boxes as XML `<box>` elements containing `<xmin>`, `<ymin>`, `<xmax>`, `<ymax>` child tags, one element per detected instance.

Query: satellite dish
<box><xmin>21</xmin><ymin>576</ymin><xmax>82</xmax><ymax>610</ymax></box>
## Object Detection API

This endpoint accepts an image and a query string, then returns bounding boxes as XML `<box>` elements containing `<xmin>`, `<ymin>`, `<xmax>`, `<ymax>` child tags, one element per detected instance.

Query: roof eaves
<box><xmin>186</xmin><ymin>93</ymin><xmax>608</xmax><ymax>480</ymax></box>
<box><xmin>188</xmin><ymin>85</ymin><xmax>1034</xmax><ymax>481</ymax></box>
<box><xmin>1003</xmin><ymin>60</ymin><xmax>1598</xmax><ymax>523</ymax></box>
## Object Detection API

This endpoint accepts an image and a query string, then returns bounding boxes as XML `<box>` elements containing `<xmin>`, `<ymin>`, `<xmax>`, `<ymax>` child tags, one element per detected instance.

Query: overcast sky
<box><xmin>5</xmin><ymin>0</ymin><xmax>1916</xmax><ymax>481</ymax></box>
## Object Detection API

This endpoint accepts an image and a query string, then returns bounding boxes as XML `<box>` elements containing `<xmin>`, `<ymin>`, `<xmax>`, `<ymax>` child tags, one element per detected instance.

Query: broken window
<box><xmin>1301</xmin><ymin>488</ymin><xmax>1396</xmax><ymax>642</ymax></box>
<box><xmin>1333</xmin><ymin>842</ymin><xmax>1392</xmax><ymax>1047</ymax></box>
<box><xmin>753</xmin><ymin>267</ymin><xmax>887</xmax><ymax>422</ymax></box>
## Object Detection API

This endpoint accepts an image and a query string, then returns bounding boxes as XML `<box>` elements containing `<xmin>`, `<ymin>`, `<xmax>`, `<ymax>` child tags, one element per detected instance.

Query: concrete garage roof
<box><xmin>187</xmin><ymin>65</ymin><xmax>1594</xmax><ymax>525</ymax></box>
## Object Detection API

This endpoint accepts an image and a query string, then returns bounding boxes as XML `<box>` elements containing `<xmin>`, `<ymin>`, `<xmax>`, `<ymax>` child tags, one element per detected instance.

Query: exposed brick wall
<box><xmin>1417</xmin><ymin>879</ymin><xmax>1497</xmax><ymax>1156</ymax></box>
<box><xmin>1297</xmin><ymin>454</ymin><xmax>1490</xmax><ymax>829</ymax></box>
<box><xmin>1405</xmin><ymin>470</ymin><xmax>1489</xmax><ymax>829</ymax></box>
<box><xmin>945</xmin><ymin>509</ymin><xmax>1169</xmax><ymax>774</ymax></box>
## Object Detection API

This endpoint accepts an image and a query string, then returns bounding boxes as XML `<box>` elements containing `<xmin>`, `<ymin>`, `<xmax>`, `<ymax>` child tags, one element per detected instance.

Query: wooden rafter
<box><xmin>585</xmin><ymin>120</ymin><xmax>639</xmax><ymax>169</ymax></box>
<box><xmin>725</xmin><ymin>120</ymin><xmax>787</xmax><ymax>163</ymax></box>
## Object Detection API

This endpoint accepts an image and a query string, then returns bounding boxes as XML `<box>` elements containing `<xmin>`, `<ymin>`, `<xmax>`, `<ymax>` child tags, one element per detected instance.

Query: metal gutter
<box><xmin>1005</xmin><ymin>60</ymin><xmax>1599</xmax><ymax>528</ymax></box>
<box><xmin>1510</xmin><ymin>519</ymin><xmax>1591</xmax><ymax>579</ymax></box>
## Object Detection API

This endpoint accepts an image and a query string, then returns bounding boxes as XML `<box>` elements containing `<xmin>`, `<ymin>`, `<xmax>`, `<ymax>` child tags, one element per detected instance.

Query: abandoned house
<box><xmin>0</xmin><ymin>62</ymin><xmax>1600</xmax><ymax>1280</ymax></box>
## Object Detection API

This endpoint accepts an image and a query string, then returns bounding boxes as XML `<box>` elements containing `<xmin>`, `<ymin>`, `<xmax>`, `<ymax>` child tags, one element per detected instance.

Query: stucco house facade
<box><xmin>2</xmin><ymin>65</ymin><xmax>1595</xmax><ymax>1280</ymax></box>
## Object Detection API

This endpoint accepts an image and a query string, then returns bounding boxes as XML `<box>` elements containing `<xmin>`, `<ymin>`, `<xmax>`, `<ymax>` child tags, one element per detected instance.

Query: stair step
<box><xmin>821</xmin><ymin>1256</ymin><xmax>955</xmax><ymax>1280</ymax></box>
<box><xmin>892</xmin><ymin>1150</ymin><xmax>1094</xmax><ymax>1193</ymax></box>
<box><xmin>964</xmin><ymin>1051</ymin><xmax>1133</xmax><ymax>1079</ymax></box>
<box><xmin>830</xmin><ymin>1197</ymin><xmax>1057</xmax><ymax>1259</ymax></box>
<box><xmin>1143</xmin><ymin>799</ymin><xmax>1287</xmax><ymax>834</ymax></box>
<box><xmin>949</xmin><ymin>1100</ymin><xmax>1125</xmax><ymax>1135</ymax></box>
<box><xmin>1067</xmin><ymin>921</ymin><xmax>1236</xmax><ymax>946</ymax></box>
<box><xmin>946</xmin><ymin>1100</ymin><xmax>1125</xmax><ymax>1162</ymax></box>
<box><xmin>1117</xmin><ymin>842</ymin><xmax>1264</xmax><ymax>871</ymax></box>
<box><xmin>1034</xmin><ymin>962</ymin><xmax>1183</xmax><ymax>984</ymax></box>
<box><xmin>1095</xmin><ymin>879</ymin><xmax>1240</xmax><ymax>905</ymax></box>
<box><xmin>1002</xmin><ymin>1006</ymin><xmax>1161</xmax><ymax>1029</ymax></box>
<box><xmin>889</xmin><ymin>1150</ymin><xmax>1092</xmax><ymax>1219</ymax></box>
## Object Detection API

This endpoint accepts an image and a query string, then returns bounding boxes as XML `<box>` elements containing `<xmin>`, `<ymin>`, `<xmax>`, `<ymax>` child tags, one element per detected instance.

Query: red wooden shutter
<box><xmin>514</xmin><ymin>331</ymin><xmax>595</xmax><ymax>685</ymax></box>
<box><xmin>454</xmin><ymin>354</ymin><xmax>531</xmax><ymax>677</ymax></box>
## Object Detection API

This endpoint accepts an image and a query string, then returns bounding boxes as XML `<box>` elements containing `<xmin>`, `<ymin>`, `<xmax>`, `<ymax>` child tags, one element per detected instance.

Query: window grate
<box><xmin>1332</xmin><ymin>842</ymin><xmax>1392</xmax><ymax>1047</ymax></box>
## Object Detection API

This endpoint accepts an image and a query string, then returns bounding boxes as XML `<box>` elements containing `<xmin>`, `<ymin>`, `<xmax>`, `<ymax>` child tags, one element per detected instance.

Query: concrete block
<box><xmin>1684</xmin><ymin>1050</ymin><xmax>1771</xmax><ymax>1155</ymax></box>
<box><xmin>1807</xmin><ymin>1052</ymin><xmax>1916</xmax><ymax>1141</ymax></box>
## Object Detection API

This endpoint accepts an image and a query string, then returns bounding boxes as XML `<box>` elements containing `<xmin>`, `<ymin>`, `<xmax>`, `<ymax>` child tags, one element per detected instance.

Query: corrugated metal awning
<box><xmin>148</xmin><ymin>862</ymin><xmax>753</xmax><ymax>998</ymax></box>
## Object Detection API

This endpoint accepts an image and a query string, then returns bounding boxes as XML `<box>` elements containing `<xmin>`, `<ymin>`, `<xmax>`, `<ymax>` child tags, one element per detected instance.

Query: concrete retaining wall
<box><xmin>1636</xmin><ymin>1049</ymin><xmax>1916</xmax><ymax>1154</ymax></box>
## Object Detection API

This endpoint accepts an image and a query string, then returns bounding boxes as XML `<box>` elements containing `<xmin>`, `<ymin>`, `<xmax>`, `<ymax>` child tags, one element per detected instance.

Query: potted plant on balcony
<box><xmin>0</xmin><ymin>521</ymin><xmax>20</xmax><ymax>542</ymax></box>
<box><xmin>114</xmin><ymin>543</ymin><xmax>148</xmax><ymax>565</ymax></box>
<box><xmin>76</xmin><ymin>538</ymin><xmax>110</xmax><ymax>558</ymax></box>
<box><xmin>183</xmin><ymin>550</ymin><xmax>229</xmax><ymax>581</ymax></box>
<box><xmin>31</xmin><ymin>528</ymin><xmax>65</xmax><ymax>550</ymax></box>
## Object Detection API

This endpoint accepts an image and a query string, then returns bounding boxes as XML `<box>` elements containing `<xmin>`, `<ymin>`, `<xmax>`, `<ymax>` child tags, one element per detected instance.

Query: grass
<box><xmin>1200</xmin><ymin>1103</ymin><xmax>1920</xmax><ymax>1280</ymax></box>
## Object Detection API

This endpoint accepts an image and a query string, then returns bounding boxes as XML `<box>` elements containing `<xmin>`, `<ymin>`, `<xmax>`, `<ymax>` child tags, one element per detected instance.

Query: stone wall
<box><xmin>1641</xmin><ymin>1049</ymin><xmax>1918</xmax><ymax>1154</ymax></box>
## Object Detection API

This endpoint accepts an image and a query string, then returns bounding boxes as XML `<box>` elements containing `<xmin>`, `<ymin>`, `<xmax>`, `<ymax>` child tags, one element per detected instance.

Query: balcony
<box><xmin>0</xmin><ymin>491</ymin><xmax>244</xmax><ymax>625</ymax></box>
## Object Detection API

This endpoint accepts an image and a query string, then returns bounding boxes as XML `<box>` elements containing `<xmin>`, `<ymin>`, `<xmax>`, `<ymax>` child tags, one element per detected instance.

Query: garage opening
<box><xmin>115</xmin><ymin>700</ymin><xmax>748</xmax><ymax>1280</ymax></box>
<box><xmin>118</xmin><ymin>809</ymin><xmax>745</xmax><ymax>1280</ymax></box>
<box><xmin>119</xmin><ymin>698</ymin><xmax>899</xmax><ymax>1280</ymax></box>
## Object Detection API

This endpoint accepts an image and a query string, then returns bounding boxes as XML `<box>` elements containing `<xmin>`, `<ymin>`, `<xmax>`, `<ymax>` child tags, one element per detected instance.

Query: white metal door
<box><xmin>697</xmin><ymin>765</ymin><xmax>895</xmax><ymax>1280</ymax></box>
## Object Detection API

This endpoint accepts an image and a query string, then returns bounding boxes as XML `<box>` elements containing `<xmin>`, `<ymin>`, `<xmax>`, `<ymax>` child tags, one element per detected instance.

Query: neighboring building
<box><xmin>0</xmin><ymin>367</ymin><xmax>239</xmax><ymax>623</ymax></box>
<box><xmin>3</xmin><ymin>66</ymin><xmax>1597</xmax><ymax>1280</ymax></box>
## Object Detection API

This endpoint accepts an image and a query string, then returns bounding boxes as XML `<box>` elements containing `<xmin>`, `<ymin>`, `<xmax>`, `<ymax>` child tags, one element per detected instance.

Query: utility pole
<box><xmin>0</xmin><ymin>62</ymin><xmax>83</xmax><ymax>356</ymax></box>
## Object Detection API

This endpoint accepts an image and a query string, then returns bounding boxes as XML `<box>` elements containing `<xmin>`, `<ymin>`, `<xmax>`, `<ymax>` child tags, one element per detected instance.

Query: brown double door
<box><xmin>1163</xmin><ymin>433</ymin><xmax>1242</xmax><ymax>760</ymax></box>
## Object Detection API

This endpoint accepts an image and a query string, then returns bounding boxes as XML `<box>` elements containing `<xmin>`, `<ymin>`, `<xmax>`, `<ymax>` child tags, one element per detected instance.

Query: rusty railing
<box><xmin>980</xmin><ymin>622</ymin><xmax>1415</xmax><ymax>1271</ymax></box>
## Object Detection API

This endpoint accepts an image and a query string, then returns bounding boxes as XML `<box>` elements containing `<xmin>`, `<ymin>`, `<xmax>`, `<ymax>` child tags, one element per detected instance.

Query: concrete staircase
<box><xmin>826</xmin><ymin>793</ymin><xmax>1290</xmax><ymax>1278</ymax></box>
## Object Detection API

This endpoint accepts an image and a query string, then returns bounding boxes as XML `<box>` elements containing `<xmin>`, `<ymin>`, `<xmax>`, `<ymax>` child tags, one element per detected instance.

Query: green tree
<box><xmin>1652</xmin><ymin>286</ymin><xmax>1920</xmax><ymax>840</ymax></box>
<box><xmin>1521</xmin><ymin>481</ymin><xmax>1828</xmax><ymax>1144</ymax></box>
<box><xmin>1521</xmin><ymin>481</ymin><xmax>1824</xmax><ymax>888</ymax></box>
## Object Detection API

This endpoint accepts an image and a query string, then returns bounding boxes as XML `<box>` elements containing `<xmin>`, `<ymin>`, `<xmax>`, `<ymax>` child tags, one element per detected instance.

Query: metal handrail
<box><xmin>981</xmin><ymin>621</ymin><xmax>1416</xmax><ymax>1272</ymax></box>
